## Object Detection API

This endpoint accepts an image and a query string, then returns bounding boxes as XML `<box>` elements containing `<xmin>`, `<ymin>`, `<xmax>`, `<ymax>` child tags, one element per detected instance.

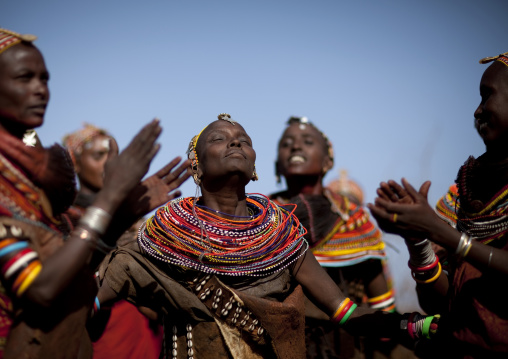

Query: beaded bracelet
<box><xmin>339</xmin><ymin>303</ymin><xmax>357</xmax><ymax>325</ymax></box>
<box><xmin>331</xmin><ymin>298</ymin><xmax>350</xmax><ymax>323</ymax></box>
<box><xmin>367</xmin><ymin>289</ymin><xmax>393</xmax><ymax>303</ymax></box>
<box><xmin>91</xmin><ymin>296</ymin><xmax>101</xmax><ymax>317</ymax></box>
<box><xmin>334</xmin><ymin>301</ymin><xmax>354</xmax><ymax>323</ymax></box>
<box><xmin>16</xmin><ymin>263</ymin><xmax>42</xmax><ymax>297</ymax></box>
<box><xmin>331</xmin><ymin>298</ymin><xmax>358</xmax><ymax>326</ymax></box>
<box><xmin>79</xmin><ymin>206</ymin><xmax>112</xmax><ymax>236</ymax></box>
<box><xmin>368</xmin><ymin>289</ymin><xmax>396</xmax><ymax>311</ymax></box>
<box><xmin>406</xmin><ymin>239</ymin><xmax>436</xmax><ymax>269</ymax></box>
<box><xmin>408</xmin><ymin>255</ymin><xmax>439</xmax><ymax>273</ymax></box>
<box><xmin>412</xmin><ymin>262</ymin><xmax>442</xmax><ymax>284</ymax></box>
<box><xmin>401</xmin><ymin>312</ymin><xmax>439</xmax><ymax>340</ymax></box>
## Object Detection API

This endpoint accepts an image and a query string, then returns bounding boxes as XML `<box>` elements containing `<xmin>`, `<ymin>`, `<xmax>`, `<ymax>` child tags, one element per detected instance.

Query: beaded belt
<box><xmin>189</xmin><ymin>274</ymin><xmax>267</xmax><ymax>341</ymax></box>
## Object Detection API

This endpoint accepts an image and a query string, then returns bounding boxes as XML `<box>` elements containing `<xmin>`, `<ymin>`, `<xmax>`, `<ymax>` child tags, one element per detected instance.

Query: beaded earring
<box><xmin>252</xmin><ymin>165</ymin><xmax>259</xmax><ymax>181</ymax></box>
<box><xmin>187</xmin><ymin>135</ymin><xmax>201</xmax><ymax>185</ymax></box>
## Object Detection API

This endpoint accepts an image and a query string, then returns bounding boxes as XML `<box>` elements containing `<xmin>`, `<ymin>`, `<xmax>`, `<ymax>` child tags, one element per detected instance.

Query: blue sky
<box><xmin>2</xmin><ymin>0</ymin><xmax>507</xmax><ymax>311</ymax></box>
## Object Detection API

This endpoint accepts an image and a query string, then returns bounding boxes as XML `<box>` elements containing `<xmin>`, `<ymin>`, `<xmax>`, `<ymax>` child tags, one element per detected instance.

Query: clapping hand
<box><xmin>367</xmin><ymin>178</ymin><xmax>435</xmax><ymax>240</ymax></box>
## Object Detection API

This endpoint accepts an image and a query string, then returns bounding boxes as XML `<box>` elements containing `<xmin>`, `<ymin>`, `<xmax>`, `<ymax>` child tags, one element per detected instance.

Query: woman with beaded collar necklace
<box><xmin>368</xmin><ymin>52</ymin><xmax>508</xmax><ymax>358</ymax></box>
<box><xmin>96</xmin><ymin>114</ymin><xmax>439</xmax><ymax>359</ymax></box>
<box><xmin>271</xmin><ymin>116</ymin><xmax>408</xmax><ymax>359</ymax></box>
<box><xmin>0</xmin><ymin>28</ymin><xmax>190</xmax><ymax>358</ymax></box>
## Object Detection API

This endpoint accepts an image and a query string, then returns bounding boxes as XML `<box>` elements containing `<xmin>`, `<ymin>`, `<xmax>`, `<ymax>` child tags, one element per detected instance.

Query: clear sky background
<box><xmin>2</xmin><ymin>0</ymin><xmax>507</xmax><ymax>312</ymax></box>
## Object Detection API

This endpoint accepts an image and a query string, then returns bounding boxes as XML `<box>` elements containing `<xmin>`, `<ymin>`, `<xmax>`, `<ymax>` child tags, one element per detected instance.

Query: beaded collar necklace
<box><xmin>455</xmin><ymin>156</ymin><xmax>508</xmax><ymax>244</ymax></box>
<box><xmin>139</xmin><ymin>194</ymin><xmax>308</xmax><ymax>276</ymax></box>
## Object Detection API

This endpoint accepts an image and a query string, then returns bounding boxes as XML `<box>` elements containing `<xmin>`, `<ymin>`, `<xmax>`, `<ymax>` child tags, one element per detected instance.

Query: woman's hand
<box><xmin>367</xmin><ymin>179</ymin><xmax>436</xmax><ymax>239</ymax></box>
<box><xmin>94</xmin><ymin>119</ymin><xmax>162</xmax><ymax>213</ymax></box>
<box><xmin>376</xmin><ymin>179</ymin><xmax>413</xmax><ymax>205</ymax></box>
<box><xmin>121</xmin><ymin>157</ymin><xmax>191</xmax><ymax>220</ymax></box>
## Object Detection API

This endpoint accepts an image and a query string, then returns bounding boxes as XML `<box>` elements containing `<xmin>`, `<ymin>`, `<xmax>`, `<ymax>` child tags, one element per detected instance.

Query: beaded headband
<box><xmin>62</xmin><ymin>123</ymin><xmax>111</xmax><ymax>166</ymax></box>
<box><xmin>479</xmin><ymin>51</ymin><xmax>508</xmax><ymax>67</ymax></box>
<box><xmin>0</xmin><ymin>28</ymin><xmax>37</xmax><ymax>55</ymax></box>
<box><xmin>286</xmin><ymin>116</ymin><xmax>334</xmax><ymax>165</ymax></box>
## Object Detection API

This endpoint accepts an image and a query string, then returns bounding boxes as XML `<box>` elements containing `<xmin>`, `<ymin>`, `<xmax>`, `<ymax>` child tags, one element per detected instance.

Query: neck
<box><xmin>199</xmin><ymin>177</ymin><xmax>249</xmax><ymax>217</ymax></box>
<box><xmin>483</xmin><ymin>146</ymin><xmax>508</xmax><ymax>163</ymax></box>
<box><xmin>0</xmin><ymin>121</ymin><xmax>28</xmax><ymax>140</ymax></box>
<box><xmin>284</xmin><ymin>175</ymin><xmax>325</xmax><ymax>198</ymax></box>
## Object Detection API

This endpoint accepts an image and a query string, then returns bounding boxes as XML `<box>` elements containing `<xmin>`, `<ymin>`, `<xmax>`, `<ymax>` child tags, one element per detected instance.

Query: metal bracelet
<box><xmin>455</xmin><ymin>233</ymin><xmax>469</xmax><ymax>256</ymax></box>
<box><xmin>79</xmin><ymin>206</ymin><xmax>112</xmax><ymax>236</ymax></box>
<box><xmin>461</xmin><ymin>235</ymin><xmax>473</xmax><ymax>259</ymax></box>
<box><xmin>488</xmin><ymin>248</ymin><xmax>493</xmax><ymax>268</ymax></box>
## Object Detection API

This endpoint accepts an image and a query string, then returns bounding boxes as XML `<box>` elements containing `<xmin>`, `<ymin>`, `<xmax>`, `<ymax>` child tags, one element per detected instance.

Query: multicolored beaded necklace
<box><xmin>139</xmin><ymin>194</ymin><xmax>308</xmax><ymax>276</ymax></box>
<box><xmin>436</xmin><ymin>183</ymin><xmax>508</xmax><ymax>245</ymax></box>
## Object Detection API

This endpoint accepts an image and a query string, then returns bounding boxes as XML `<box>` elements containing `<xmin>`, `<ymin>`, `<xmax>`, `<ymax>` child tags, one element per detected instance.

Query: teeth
<box><xmin>289</xmin><ymin>155</ymin><xmax>305</xmax><ymax>163</ymax></box>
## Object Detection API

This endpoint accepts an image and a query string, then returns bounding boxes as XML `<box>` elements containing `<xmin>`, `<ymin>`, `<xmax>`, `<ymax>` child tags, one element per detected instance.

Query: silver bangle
<box><xmin>461</xmin><ymin>235</ymin><xmax>473</xmax><ymax>259</ymax></box>
<box><xmin>456</xmin><ymin>233</ymin><xmax>473</xmax><ymax>260</ymax></box>
<box><xmin>79</xmin><ymin>206</ymin><xmax>112</xmax><ymax>236</ymax></box>
<box><xmin>455</xmin><ymin>233</ymin><xmax>468</xmax><ymax>256</ymax></box>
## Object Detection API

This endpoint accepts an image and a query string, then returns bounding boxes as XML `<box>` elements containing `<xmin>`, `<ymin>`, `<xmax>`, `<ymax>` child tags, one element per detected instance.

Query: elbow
<box><xmin>23</xmin><ymin>283</ymin><xmax>60</xmax><ymax>309</ymax></box>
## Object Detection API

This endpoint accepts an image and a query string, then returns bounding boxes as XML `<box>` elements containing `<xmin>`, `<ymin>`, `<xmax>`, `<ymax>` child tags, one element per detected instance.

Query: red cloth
<box><xmin>92</xmin><ymin>300</ymin><xmax>162</xmax><ymax>359</ymax></box>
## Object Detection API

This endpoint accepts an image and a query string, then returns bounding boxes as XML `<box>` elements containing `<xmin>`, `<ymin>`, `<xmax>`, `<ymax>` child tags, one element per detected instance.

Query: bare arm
<box><xmin>292</xmin><ymin>251</ymin><xmax>407</xmax><ymax>338</ymax></box>
<box><xmin>15</xmin><ymin>120</ymin><xmax>164</xmax><ymax>307</ymax></box>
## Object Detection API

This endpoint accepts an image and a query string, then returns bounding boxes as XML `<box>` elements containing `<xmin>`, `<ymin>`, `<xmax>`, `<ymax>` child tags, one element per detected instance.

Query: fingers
<box><xmin>166</xmin><ymin>190</ymin><xmax>183</xmax><ymax>201</ymax></box>
<box><xmin>387</xmin><ymin>180</ymin><xmax>407</xmax><ymax>199</ymax></box>
<box><xmin>377</xmin><ymin>182</ymin><xmax>393</xmax><ymax>202</ymax></box>
<box><xmin>419</xmin><ymin>181</ymin><xmax>432</xmax><ymax>199</ymax></box>
<box><xmin>154</xmin><ymin>157</ymin><xmax>183</xmax><ymax>178</ymax></box>
<box><xmin>107</xmin><ymin>138</ymin><xmax>119</xmax><ymax>161</ymax></box>
<box><xmin>367</xmin><ymin>203</ymin><xmax>395</xmax><ymax>224</ymax></box>
<box><xmin>125</xmin><ymin>119</ymin><xmax>162</xmax><ymax>156</ymax></box>
<box><xmin>165</xmin><ymin>164</ymin><xmax>192</xmax><ymax>190</ymax></box>
<box><xmin>401</xmin><ymin>178</ymin><xmax>421</xmax><ymax>202</ymax></box>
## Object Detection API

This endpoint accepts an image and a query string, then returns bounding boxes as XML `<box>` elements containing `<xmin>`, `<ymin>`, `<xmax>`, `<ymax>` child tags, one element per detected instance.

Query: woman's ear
<box><xmin>322</xmin><ymin>157</ymin><xmax>333</xmax><ymax>175</ymax></box>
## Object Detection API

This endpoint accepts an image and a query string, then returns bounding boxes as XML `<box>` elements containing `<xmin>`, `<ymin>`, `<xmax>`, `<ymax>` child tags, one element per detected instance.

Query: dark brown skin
<box><xmin>276</xmin><ymin>122</ymin><xmax>390</xmax><ymax>301</ymax></box>
<box><xmin>0</xmin><ymin>43</ymin><xmax>49</xmax><ymax>138</ymax></box>
<box><xmin>368</xmin><ymin>178</ymin><xmax>508</xmax><ymax>314</ymax></box>
<box><xmin>0</xmin><ymin>42</ymin><xmax>191</xmax><ymax>308</ymax></box>
<box><xmin>98</xmin><ymin>119</ymin><xmax>405</xmax><ymax>338</ymax></box>
<box><xmin>367</xmin><ymin>60</ymin><xmax>508</xmax><ymax>314</ymax></box>
<box><xmin>276</xmin><ymin>122</ymin><xmax>332</xmax><ymax>197</ymax></box>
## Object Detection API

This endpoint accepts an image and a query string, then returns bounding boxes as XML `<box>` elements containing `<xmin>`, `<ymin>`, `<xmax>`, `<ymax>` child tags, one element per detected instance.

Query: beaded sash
<box><xmin>138</xmin><ymin>194</ymin><xmax>308</xmax><ymax>276</ymax></box>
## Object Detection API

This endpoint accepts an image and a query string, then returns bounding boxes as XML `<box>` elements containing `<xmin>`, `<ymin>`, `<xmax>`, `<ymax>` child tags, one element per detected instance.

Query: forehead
<box><xmin>0</xmin><ymin>43</ymin><xmax>46</xmax><ymax>72</ymax></box>
<box><xmin>201</xmin><ymin>120</ymin><xmax>248</xmax><ymax>138</ymax></box>
<box><xmin>481</xmin><ymin>61</ymin><xmax>508</xmax><ymax>88</ymax></box>
<box><xmin>82</xmin><ymin>135</ymin><xmax>111</xmax><ymax>149</ymax></box>
<box><xmin>280</xmin><ymin>122</ymin><xmax>325</xmax><ymax>141</ymax></box>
